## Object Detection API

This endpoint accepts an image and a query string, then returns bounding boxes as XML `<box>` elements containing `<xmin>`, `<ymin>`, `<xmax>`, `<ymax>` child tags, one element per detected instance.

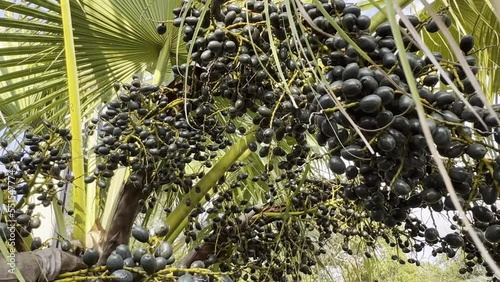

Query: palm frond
<box><xmin>0</xmin><ymin>0</ymin><xmax>184</xmax><ymax>137</ymax></box>
<box><xmin>418</xmin><ymin>0</ymin><xmax>500</xmax><ymax>100</ymax></box>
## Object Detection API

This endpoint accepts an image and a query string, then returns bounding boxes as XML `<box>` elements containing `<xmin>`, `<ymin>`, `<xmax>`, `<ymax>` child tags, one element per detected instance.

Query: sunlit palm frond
<box><xmin>418</xmin><ymin>0</ymin><xmax>500</xmax><ymax>100</ymax></box>
<box><xmin>0</xmin><ymin>0</ymin><xmax>184</xmax><ymax>138</ymax></box>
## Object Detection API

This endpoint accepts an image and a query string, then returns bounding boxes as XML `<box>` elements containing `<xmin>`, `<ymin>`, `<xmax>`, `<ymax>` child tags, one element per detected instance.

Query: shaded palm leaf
<box><xmin>418</xmin><ymin>0</ymin><xmax>500</xmax><ymax>100</ymax></box>
<box><xmin>0</xmin><ymin>0</ymin><xmax>185</xmax><ymax>137</ymax></box>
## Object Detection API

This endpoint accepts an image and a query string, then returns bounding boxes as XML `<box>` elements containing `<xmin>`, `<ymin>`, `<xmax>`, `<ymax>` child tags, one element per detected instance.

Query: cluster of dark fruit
<box><xmin>195</xmin><ymin>179</ymin><xmax>367</xmax><ymax>281</ymax></box>
<box><xmin>189</xmin><ymin>174</ymin><xmax>432</xmax><ymax>281</ymax></box>
<box><xmin>73</xmin><ymin>222</ymin><xmax>232</xmax><ymax>282</ymax></box>
<box><xmin>0</xmin><ymin>122</ymin><xmax>75</xmax><ymax>250</ymax></box>
<box><xmin>84</xmin><ymin>72</ymin><xmax>237</xmax><ymax>211</ymax></box>
<box><xmin>80</xmin><ymin>74</ymin><xmax>243</xmax><ymax>279</ymax></box>
<box><xmin>169</xmin><ymin>0</ymin><xmax>500</xmax><ymax>279</ymax></box>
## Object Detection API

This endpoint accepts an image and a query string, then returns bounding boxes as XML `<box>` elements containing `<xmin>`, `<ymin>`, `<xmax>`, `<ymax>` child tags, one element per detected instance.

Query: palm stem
<box><xmin>60</xmin><ymin>0</ymin><xmax>86</xmax><ymax>246</ymax></box>
<box><xmin>153</xmin><ymin>31</ymin><xmax>172</xmax><ymax>85</ymax></box>
<box><xmin>167</xmin><ymin>217</ymin><xmax>188</xmax><ymax>244</ymax></box>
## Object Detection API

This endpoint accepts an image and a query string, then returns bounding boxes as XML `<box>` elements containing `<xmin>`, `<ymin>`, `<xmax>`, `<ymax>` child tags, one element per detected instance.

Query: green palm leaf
<box><xmin>368</xmin><ymin>0</ymin><xmax>499</xmax><ymax>100</ymax></box>
<box><xmin>0</xmin><ymin>0</ymin><xmax>185</xmax><ymax>136</ymax></box>
<box><xmin>417</xmin><ymin>0</ymin><xmax>500</xmax><ymax>100</ymax></box>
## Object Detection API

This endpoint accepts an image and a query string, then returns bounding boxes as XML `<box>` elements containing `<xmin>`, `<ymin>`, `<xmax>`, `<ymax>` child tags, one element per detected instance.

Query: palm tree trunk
<box><xmin>97</xmin><ymin>170</ymin><xmax>149</xmax><ymax>265</ymax></box>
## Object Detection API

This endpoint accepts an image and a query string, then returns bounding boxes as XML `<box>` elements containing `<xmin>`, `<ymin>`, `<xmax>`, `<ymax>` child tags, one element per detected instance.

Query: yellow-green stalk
<box><xmin>153</xmin><ymin>28</ymin><xmax>172</xmax><ymax>85</ymax></box>
<box><xmin>60</xmin><ymin>0</ymin><xmax>86</xmax><ymax>246</ymax></box>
